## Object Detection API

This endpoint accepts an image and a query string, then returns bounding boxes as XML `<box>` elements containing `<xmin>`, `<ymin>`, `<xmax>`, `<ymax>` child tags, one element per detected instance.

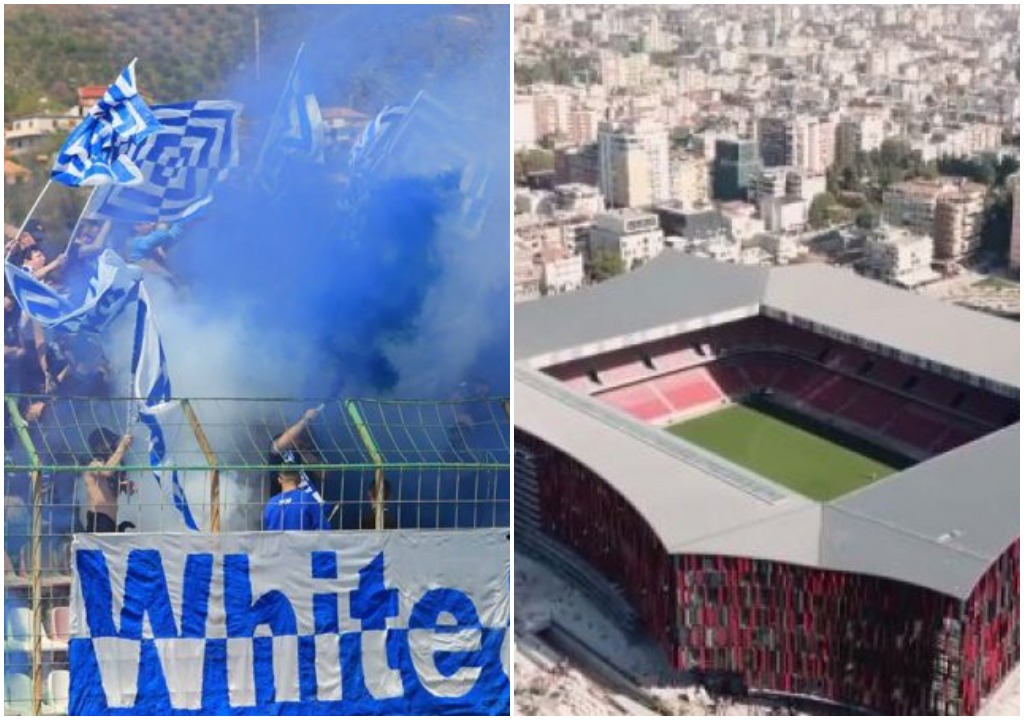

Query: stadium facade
<box><xmin>514</xmin><ymin>254</ymin><xmax>1019</xmax><ymax>715</ymax></box>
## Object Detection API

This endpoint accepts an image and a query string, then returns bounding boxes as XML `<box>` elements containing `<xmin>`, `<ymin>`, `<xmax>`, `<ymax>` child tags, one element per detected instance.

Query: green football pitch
<box><xmin>666</xmin><ymin>399</ymin><xmax>915</xmax><ymax>501</ymax></box>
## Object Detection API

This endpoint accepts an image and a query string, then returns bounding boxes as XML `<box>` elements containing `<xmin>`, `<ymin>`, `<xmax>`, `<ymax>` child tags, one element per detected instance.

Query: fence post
<box><xmin>345</xmin><ymin>400</ymin><xmax>386</xmax><ymax>530</ymax></box>
<box><xmin>6</xmin><ymin>396</ymin><xmax>44</xmax><ymax>715</ymax></box>
<box><xmin>181</xmin><ymin>399</ymin><xmax>220</xmax><ymax>533</ymax></box>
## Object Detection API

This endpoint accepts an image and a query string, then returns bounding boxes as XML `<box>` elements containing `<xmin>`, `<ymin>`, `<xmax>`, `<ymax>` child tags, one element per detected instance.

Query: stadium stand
<box><xmin>567</xmin><ymin>315</ymin><xmax>1003</xmax><ymax>459</ymax></box>
<box><xmin>517</xmin><ymin>254</ymin><xmax>1019</xmax><ymax>716</ymax></box>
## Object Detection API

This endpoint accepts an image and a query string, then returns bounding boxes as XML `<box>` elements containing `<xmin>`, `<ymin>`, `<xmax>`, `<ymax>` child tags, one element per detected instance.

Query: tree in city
<box><xmin>855</xmin><ymin>206</ymin><xmax>880</xmax><ymax>230</ymax></box>
<box><xmin>590</xmin><ymin>250</ymin><xmax>625</xmax><ymax>282</ymax></box>
<box><xmin>514</xmin><ymin>149</ymin><xmax>555</xmax><ymax>184</ymax></box>
<box><xmin>978</xmin><ymin>190</ymin><xmax>1013</xmax><ymax>261</ymax></box>
<box><xmin>807</xmin><ymin>193</ymin><xmax>834</xmax><ymax>229</ymax></box>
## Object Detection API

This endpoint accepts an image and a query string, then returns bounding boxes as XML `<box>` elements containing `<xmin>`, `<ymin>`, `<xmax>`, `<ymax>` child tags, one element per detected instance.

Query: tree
<box><xmin>855</xmin><ymin>206</ymin><xmax>880</xmax><ymax>230</ymax></box>
<box><xmin>514</xmin><ymin>149</ymin><xmax>554</xmax><ymax>184</ymax></box>
<box><xmin>979</xmin><ymin>191</ymin><xmax>1013</xmax><ymax>259</ymax></box>
<box><xmin>808</xmin><ymin>193</ymin><xmax>834</xmax><ymax>229</ymax></box>
<box><xmin>590</xmin><ymin>250</ymin><xmax>625</xmax><ymax>282</ymax></box>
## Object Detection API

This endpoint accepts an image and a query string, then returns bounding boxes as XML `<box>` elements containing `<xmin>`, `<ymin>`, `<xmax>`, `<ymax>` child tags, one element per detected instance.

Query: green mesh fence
<box><xmin>3</xmin><ymin>393</ymin><xmax>510</xmax><ymax>714</ymax></box>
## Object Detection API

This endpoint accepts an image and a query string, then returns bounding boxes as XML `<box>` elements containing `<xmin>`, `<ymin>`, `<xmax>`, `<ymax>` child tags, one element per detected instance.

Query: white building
<box><xmin>541</xmin><ymin>252</ymin><xmax>585</xmax><ymax>296</ymax></box>
<box><xmin>514</xmin><ymin>189</ymin><xmax>555</xmax><ymax>216</ymax></box>
<box><xmin>597</xmin><ymin>119</ymin><xmax>671</xmax><ymax>208</ymax></box>
<box><xmin>589</xmin><ymin>209</ymin><xmax>665</xmax><ymax>270</ymax></box>
<box><xmin>862</xmin><ymin>227</ymin><xmax>939</xmax><ymax>287</ymax></box>
<box><xmin>514</xmin><ymin>96</ymin><xmax>536</xmax><ymax>149</ymax></box>
<box><xmin>687</xmin><ymin>234</ymin><xmax>741</xmax><ymax>263</ymax></box>
<box><xmin>552</xmin><ymin>184</ymin><xmax>605</xmax><ymax>216</ymax></box>
<box><xmin>598</xmin><ymin>51</ymin><xmax>651</xmax><ymax>90</ymax></box>
<box><xmin>514</xmin><ymin>245</ymin><xmax>542</xmax><ymax>302</ymax></box>
<box><xmin>760</xmin><ymin>197</ymin><xmax>808</xmax><ymax>233</ymax></box>
<box><xmin>836</xmin><ymin>112</ymin><xmax>887</xmax><ymax>164</ymax></box>
<box><xmin>4</xmin><ymin>113</ymin><xmax>78</xmax><ymax>155</ymax></box>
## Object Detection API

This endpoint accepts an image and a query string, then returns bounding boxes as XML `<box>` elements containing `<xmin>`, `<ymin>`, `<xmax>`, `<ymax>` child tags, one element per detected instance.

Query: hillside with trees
<box><xmin>4</xmin><ymin>5</ymin><xmax>257</xmax><ymax>116</ymax></box>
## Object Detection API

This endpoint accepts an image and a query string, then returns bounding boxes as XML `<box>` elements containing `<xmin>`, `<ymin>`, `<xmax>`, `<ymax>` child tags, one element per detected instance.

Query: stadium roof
<box><xmin>515</xmin><ymin>254</ymin><xmax>1021</xmax><ymax>599</ymax></box>
<box><xmin>515</xmin><ymin>255</ymin><xmax>767</xmax><ymax>364</ymax></box>
<box><xmin>517</xmin><ymin>253</ymin><xmax>1019</xmax><ymax>390</ymax></box>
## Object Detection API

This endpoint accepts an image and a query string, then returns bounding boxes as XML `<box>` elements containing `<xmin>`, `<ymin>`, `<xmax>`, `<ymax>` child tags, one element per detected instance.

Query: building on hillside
<box><xmin>4</xmin><ymin>114</ymin><xmax>78</xmax><ymax>155</ymax></box>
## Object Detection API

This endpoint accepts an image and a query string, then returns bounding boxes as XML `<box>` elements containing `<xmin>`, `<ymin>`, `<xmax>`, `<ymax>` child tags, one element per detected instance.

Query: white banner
<box><xmin>69</xmin><ymin>529</ymin><xmax>510</xmax><ymax>715</ymax></box>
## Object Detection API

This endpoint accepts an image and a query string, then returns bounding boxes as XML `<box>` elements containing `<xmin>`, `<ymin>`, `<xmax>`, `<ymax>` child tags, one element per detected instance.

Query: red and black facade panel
<box><xmin>518</xmin><ymin>431</ymin><xmax>1019</xmax><ymax>715</ymax></box>
<box><xmin>518</xmin><ymin>430</ymin><xmax>675</xmax><ymax>656</ymax></box>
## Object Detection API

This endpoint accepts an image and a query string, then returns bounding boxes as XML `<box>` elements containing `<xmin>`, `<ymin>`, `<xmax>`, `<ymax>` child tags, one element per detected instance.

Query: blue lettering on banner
<box><xmin>69</xmin><ymin>533</ymin><xmax>510</xmax><ymax>715</ymax></box>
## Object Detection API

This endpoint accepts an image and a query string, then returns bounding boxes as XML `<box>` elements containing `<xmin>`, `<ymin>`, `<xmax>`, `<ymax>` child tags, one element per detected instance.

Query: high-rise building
<box><xmin>597</xmin><ymin>119</ymin><xmax>671</xmax><ymax>208</ymax></box>
<box><xmin>757</xmin><ymin>115</ymin><xmax>835</xmax><ymax>175</ymax></box>
<box><xmin>514</xmin><ymin>96</ymin><xmax>536</xmax><ymax>150</ymax></box>
<box><xmin>670</xmin><ymin>155</ymin><xmax>710</xmax><ymax>207</ymax></box>
<box><xmin>757</xmin><ymin>117</ymin><xmax>790</xmax><ymax>167</ymax></box>
<box><xmin>567</xmin><ymin>107</ymin><xmax>600</xmax><ymax>146</ymax></box>
<box><xmin>532</xmin><ymin>90</ymin><xmax>571</xmax><ymax>141</ymax></box>
<box><xmin>712</xmin><ymin>138</ymin><xmax>760</xmax><ymax>201</ymax></box>
<box><xmin>554</xmin><ymin>144</ymin><xmax>600</xmax><ymax>187</ymax></box>
<box><xmin>933</xmin><ymin>184</ymin><xmax>986</xmax><ymax>261</ymax></box>
<box><xmin>837</xmin><ymin>113</ymin><xmax>887</xmax><ymax>165</ymax></box>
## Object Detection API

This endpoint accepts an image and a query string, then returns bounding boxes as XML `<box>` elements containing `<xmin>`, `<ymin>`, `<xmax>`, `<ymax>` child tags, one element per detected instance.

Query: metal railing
<box><xmin>3</xmin><ymin>393</ymin><xmax>510</xmax><ymax>715</ymax></box>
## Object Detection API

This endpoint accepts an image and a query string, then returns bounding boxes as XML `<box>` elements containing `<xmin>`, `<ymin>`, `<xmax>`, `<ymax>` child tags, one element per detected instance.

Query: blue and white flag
<box><xmin>349</xmin><ymin>102</ymin><xmax>411</xmax><ymax>171</ymax></box>
<box><xmin>254</xmin><ymin>48</ymin><xmax>324</xmax><ymax>194</ymax></box>
<box><xmin>4</xmin><ymin>250</ymin><xmax>141</xmax><ymax>334</ymax></box>
<box><xmin>91</xmin><ymin>100</ymin><xmax>242</xmax><ymax>223</ymax></box>
<box><xmin>279</xmin><ymin>63</ymin><xmax>324</xmax><ymax>160</ymax></box>
<box><xmin>51</xmin><ymin>59</ymin><xmax>162</xmax><ymax>187</ymax></box>
<box><xmin>131</xmin><ymin>284</ymin><xmax>198</xmax><ymax>531</ymax></box>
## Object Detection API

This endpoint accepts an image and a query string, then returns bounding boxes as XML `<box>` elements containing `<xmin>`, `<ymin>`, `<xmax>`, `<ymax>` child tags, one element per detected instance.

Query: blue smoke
<box><xmin>160</xmin><ymin>6</ymin><xmax>510</xmax><ymax>401</ymax></box>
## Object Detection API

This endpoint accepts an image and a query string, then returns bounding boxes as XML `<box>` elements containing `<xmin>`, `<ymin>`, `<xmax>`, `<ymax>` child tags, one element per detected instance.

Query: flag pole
<box><xmin>253</xmin><ymin>43</ymin><xmax>306</xmax><ymax>180</ymax></box>
<box><xmin>59</xmin><ymin>186</ymin><xmax>100</xmax><ymax>261</ymax></box>
<box><xmin>4</xmin><ymin>179</ymin><xmax>54</xmax><ymax>262</ymax></box>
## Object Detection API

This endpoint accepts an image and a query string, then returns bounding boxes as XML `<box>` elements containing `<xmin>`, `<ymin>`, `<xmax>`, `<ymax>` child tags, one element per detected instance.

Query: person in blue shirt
<box><xmin>263</xmin><ymin>452</ymin><xmax>328</xmax><ymax>531</ymax></box>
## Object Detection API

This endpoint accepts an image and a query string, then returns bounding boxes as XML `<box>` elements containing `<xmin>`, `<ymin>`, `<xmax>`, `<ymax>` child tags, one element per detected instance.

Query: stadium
<box><xmin>515</xmin><ymin>254</ymin><xmax>1019</xmax><ymax>716</ymax></box>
